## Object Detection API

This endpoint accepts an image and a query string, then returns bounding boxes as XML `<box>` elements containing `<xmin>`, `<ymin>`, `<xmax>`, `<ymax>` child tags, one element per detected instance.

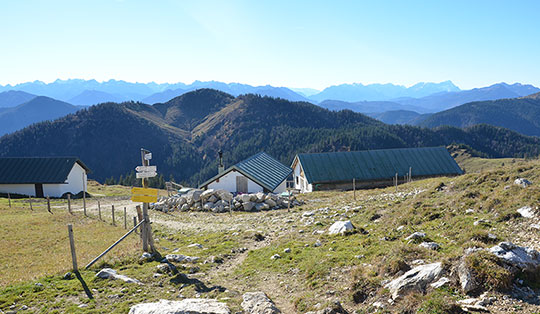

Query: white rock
<box><xmin>96</xmin><ymin>268</ymin><xmax>141</xmax><ymax>284</ymax></box>
<box><xmin>241</xmin><ymin>292</ymin><xmax>281</xmax><ymax>314</ymax></box>
<box><xmin>243</xmin><ymin>202</ymin><xmax>255</xmax><ymax>211</ymax></box>
<box><xmin>129</xmin><ymin>299</ymin><xmax>230</xmax><ymax>314</ymax></box>
<box><xmin>188</xmin><ymin>243</ymin><xmax>203</xmax><ymax>249</ymax></box>
<box><xmin>385</xmin><ymin>262</ymin><xmax>444</xmax><ymax>299</ymax></box>
<box><xmin>216</xmin><ymin>190</ymin><xmax>233</xmax><ymax>202</ymax></box>
<box><xmin>405</xmin><ymin>232</ymin><xmax>426</xmax><ymax>241</ymax></box>
<box><xmin>489</xmin><ymin>242</ymin><xmax>540</xmax><ymax>270</ymax></box>
<box><xmin>328</xmin><ymin>220</ymin><xmax>355</xmax><ymax>235</ymax></box>
<box><xmin>208</xmin><ymin>195</ymin><xmax>218</xmax><ymax>203</ymax></box>
<box><xmin>284</xmin><ymin>248</ymin><xmax>291</xmax><ymax>253</ymax></box>
<box><xmin>514</xmin><ymin>178</ymin><xmax>532</xmax><ymax>187</ymax></box>
<box><xmin>396</xmin><ymin>225</ymin><xmax>405</xmax><ymax>231</ymax></box>
<box><xmin>165</xmin><ymin>254</ymin><xmax>199</xmax><ymax>263</ymax></box>
<box><xmin>201</xmin><ymin>189</ymin><xmax>215</xmax><ymax>199</ymax></box>
<box><xmin>430</xmin><ymin>277</ymin><xmax>450</xmax><ymax>289</ymax></box>
<box><xmin>517</xmin><ymin>206</ymin><xmax>535</xmax><ymax>218</ymax></box>
<box><xmin>240</xmin><ymin>194</ymin><xmax>252</xmax><ymax>203</ymax></box>
<box><xmin>264</xmin><ymin>199</ymin><xmax>277</xmax><ymax>208</ymax></box>
<box><xmin>270</xmin><ymin>254</ymin><xmax>281</xmax><ymax>260</ymax></box>
<box><xmin>465</xmin><ymin>209</ymin><xmax>474</xmax><ymax>214</ymax></box>
<box><xmin>302</xmin><ymin>211</ymin><xmax>314</xmax><ymax>217</ymax></box>
<box><xmin>203</xmin><ymin>202</ymin><xmax>214</xmax><ymax>210</ymax></box>
<box><xmin>419</xmin><ymin>242</ymin><xmax>440</xmax><ymax>250</ymax></box>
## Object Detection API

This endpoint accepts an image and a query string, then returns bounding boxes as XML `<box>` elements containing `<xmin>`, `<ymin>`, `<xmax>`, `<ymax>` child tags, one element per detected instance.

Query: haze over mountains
<box><xmin>1</xmin><ymin>89</ymin><xmax>539</xmax><ymax>185</ymax></box>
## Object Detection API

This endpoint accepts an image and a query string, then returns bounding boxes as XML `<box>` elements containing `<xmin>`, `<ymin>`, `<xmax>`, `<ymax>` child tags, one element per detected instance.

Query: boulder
<box><xmin>457</xmin><ymin>257</ymin><xmax>479</xmax><ymax>293</ymax></box>
<box><xmin>328</xmin><ymin>221</ymin><xmax>355</xmax><ymax>235</ymax></box>
<box><xmin>243</xmin><ymin>202</ymin><xmax>255</xmax><ymax>211</ymax></box>
<box><xmin>208</xmin><ymin>195</ymin><xmax>218</xmax><ymax>203</ymax></box>
<box><xmin>180</xmin><ymin>204</ymin><xmax>190</xmax><ymax>211</ymax></box>
<box><xmin>241</xmin><ymin>292</ymin><xmax>281</xmax><ymax>314</ymax></box>
<box><xmin>255</xmin><ymin>192</ymin><xmax>265</xmax><ymax>203</ymax></box>
<box><xmin>514</xmin><ymin>178</ymin><xmax>532</xmax><ymax>188</ymax></box>
<box><xmin>240</xmin><ymin>194</ymin><xmax>252</xmax><ymax>203</ymax></box>
<box><xmin>201</xmin><ymin>189</ymin><xmax>215</xmax><ymax>198</ymax></box>
<box><xmin>385</xmin><ymin>262</ymin><xmax>444</xmax><ymax>299</ymax></box>
<box><xmin>203</xmin><ymin>202</ymin><xmax>214</xmax><ymax>211</ymax></box>
<box><xmin>264</xmin><ymin>199</ymin><xmax>277</xmax><ymax>208</ymax></box>
<box><xmin>216</xmin><ymin>190</ymin><xmax>233</xmax><ymax>202</ymax></box>
<box><xmin>489</xmin><ymin>242</ymin><xmax>540</xmax><ymax>270</ymax></box>
<box><xmin>190</xmin><ymin>190</ymin><xmax>203</xmax><ymax>202</ymax></box>
<box><xmin>517</xmin><ymin>206</ymin><xmax>535</xmax><ymax>218</ymax></box>
<box><xmin>129</xmin><ymin>299</ymin><xmax>230</xmax><ymax>314</ymax></box>
<box><xmin>95</xmin><ymin>268</ymin><xmax>141</xmax><ymax>284</ymax></box>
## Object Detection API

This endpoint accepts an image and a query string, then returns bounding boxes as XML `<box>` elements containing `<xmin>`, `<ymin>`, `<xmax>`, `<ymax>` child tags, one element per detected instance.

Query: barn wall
<box><xmin>0</xmin><ymin>184</ymin><xmax>36</xmax><ymax>196</ymax></box>
<box><xmin>206</xmin><ymin>170</ymin><xmax>264</xmax><ymax>193</ymax></box>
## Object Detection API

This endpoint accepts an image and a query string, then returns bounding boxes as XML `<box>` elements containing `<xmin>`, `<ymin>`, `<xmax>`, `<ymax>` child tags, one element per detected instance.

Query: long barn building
<box><xmin>291</xmin><ymin>147</ymin><xmax>463</xmax><ymax>193</ymax></box>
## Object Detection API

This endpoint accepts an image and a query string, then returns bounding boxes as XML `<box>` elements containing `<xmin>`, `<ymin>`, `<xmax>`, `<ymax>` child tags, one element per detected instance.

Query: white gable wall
<box><xmin>293</xmin><ymin>161</ymin><xmax>313</xmax><ymax>193</ymax></box>
<box><xmin>206</xmin><ymin>170</ymin><xmax>264</xmax><ymax>193</ymax></box>
<box><xmin>43</xmin><ymin>163</ymin><xmax>87</xmax><ymax>197</ymax></box>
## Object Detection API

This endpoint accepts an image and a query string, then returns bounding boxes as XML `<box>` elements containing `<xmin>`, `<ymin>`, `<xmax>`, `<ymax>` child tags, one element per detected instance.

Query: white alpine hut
<box><xmin>0</xmin><ymin>157</ymin><xmax>90</xmax><ymax>198</ymax></box>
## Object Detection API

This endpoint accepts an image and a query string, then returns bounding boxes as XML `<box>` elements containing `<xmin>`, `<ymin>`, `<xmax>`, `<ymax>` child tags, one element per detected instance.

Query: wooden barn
<box><xmin>199</xmin><ymin>152</ymin><xmax>292</xmax><ymax>194</ymax></box>
<box><xmin>291</xmin><ymin>147</ymin><xmax>463</xmax><ymax>193</ymax></box>
<box><xmin>0</xmin><ymin>157</ymin><xmax>90</xmax><ymax>198</ymax></box>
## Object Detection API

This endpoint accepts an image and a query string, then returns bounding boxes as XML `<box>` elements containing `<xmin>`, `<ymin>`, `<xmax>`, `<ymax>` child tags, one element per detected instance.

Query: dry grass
<box><xmin>0</xmin><ymin>204</ymin><xmax>139</xmax><ymax>286</ymax></box>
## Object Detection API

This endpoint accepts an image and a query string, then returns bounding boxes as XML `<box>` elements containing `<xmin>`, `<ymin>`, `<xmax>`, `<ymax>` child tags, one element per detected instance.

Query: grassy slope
<box><xmin>1</xmin><ymin>159</ymin><xmax>540</xmax><ymax>313</ymax></box>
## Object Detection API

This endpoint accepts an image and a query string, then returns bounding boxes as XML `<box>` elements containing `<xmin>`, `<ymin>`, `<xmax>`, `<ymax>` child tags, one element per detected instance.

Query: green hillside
<box><xmin>418</xmin><ymin>93</ymin><xmax>540</xmax><ymax>136</ymax></box>
<box><xmin>0</xmin><ymin>89</ymin><xmax>539</xmax><ymax>185</ymax></box>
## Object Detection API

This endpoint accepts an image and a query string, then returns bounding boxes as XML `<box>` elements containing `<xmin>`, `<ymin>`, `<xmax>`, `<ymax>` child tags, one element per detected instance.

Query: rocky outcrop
<box><xmin>489</xmin><ymin>242</ymin><xmax>540</xmax><ymax>270</ymax></box>
<box><xmin>241</xmin><ymin>292</ymin><xmax>280</xmax><ymax>314</ymax></box>
<box><xmin>128</xmin><ymin>299</ymin><xmax>230</xmax><ymax>314</ymax></box>
<box><xmin>328</xmin><ymin>221</ymin><xmax>355</xmax><ymax>235</ymax></box>
<box><xmin>385</xmin><ymin>262</ymin><xmax>444</xmax><ymax>299</ymax></box>
<box><xmin>152</xmin><ymin>189</ymin><xmax>302</xmax><ymax>213</ymax></box>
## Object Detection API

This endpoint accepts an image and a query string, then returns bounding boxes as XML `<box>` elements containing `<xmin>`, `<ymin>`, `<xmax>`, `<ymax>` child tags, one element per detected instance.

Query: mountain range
<box><xmin>0</xmin><ymin>89</ymin><xmax>538</xmax><ymax>185</ymax></box>
<box><xmin>416</xmin><ymin>92</ymin><xmax>540</xmax><ymax>136</ymax></box>
<box><xmin>0</xmin><ymin>96</ymin><xmax>80</xmax><ymax>136</ymax></box>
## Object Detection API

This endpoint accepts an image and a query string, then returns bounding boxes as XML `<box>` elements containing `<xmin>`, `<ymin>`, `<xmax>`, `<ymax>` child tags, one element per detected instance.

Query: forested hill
<box><xmin>418</xmin><ymin>93</ymin><xmax>540</xmax><ymax>136</ymax></box>
<box><xmin>0</xmin><ymin>89</ymin><xmax>538</xmax><ymax>185</ymax></box>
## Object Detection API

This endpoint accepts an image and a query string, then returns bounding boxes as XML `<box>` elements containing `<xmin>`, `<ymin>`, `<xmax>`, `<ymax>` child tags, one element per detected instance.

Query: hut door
<box><xmin>35</xmin><ymin>184</ymin><xmax>44</xmax><ymax>198</ymax></box>
<box><xmin>236</xmin><ymin>176</ymin><xmax>248</xmax><ymax>193</ymax></box>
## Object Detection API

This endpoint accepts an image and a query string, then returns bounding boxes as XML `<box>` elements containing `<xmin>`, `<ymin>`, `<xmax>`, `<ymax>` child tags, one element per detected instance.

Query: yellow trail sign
<box><xmin>131</xmin><ymin>187</ymin><xmax>158</xmax><ymax>203</ymax></box>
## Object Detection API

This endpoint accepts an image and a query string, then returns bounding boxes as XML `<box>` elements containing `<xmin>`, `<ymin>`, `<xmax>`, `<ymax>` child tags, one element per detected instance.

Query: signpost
<box><xmin>132</xmin><ymin>148</ymin><xmax>157</xmax><ymax>253</ymax></box>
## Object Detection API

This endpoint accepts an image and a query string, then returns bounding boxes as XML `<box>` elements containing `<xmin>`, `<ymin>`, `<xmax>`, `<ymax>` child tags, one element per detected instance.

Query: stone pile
<box><xmin>151</xmin><ymin>189</ymin><xmax>301</xmax><ymax>213</ymax></box>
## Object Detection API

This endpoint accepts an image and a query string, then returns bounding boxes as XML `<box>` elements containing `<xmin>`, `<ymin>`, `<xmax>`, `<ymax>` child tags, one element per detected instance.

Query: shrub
<box><xmin>464</xmin><ymin>251</ymin><xmax>513</xmax><ymax>291</ymax></box>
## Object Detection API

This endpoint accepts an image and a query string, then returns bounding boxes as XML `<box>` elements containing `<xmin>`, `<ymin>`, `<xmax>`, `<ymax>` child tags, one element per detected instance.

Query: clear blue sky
<box><xmin>1</xmin><ymin>0</ymin><xmax>539</xmax><ymax>90</ymax></box>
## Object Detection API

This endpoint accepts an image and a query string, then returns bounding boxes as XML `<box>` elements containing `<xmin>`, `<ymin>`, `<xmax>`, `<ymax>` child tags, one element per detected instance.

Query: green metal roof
<box><xmin>200</xmin><ymin>152</ymin><xmax>292</xmax><ymax>191</ymax></box>
<box><xmin>295</xmin><ymin>147</ymin><xmax>463</xmax><ymax>184</ymax></box>
<box><xmin>0</xmin><ymin>157</ymin><xmax>90</xmax><ymax>184</ymax></box>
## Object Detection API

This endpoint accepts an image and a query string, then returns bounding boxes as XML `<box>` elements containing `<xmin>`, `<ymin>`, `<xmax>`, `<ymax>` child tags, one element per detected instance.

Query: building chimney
<box><xmin>218</xmin><ymin>150</ymin><xmax>224</xmax><ymax>174</ymax></box>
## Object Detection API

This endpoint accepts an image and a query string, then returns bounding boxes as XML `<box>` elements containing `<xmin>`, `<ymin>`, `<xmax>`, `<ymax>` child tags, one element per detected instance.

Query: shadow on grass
<box><xmin>75</xmin><ymin>271</ymin><xmax>94</xmax><ymax>299</ymax></box>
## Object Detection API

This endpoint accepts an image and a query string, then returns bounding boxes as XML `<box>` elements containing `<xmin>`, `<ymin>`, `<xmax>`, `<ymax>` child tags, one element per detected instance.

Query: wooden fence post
<box><xmin>47</xmin><ymin>196</ymin><xmax>52</xmax><ymax>214</ymax></box>
<box><xmin>353</xmin><ymin>178</ymin><xmax>356</xmax><ymax>201</ymax></box>
<box><xmin>111</xmin><ymin>205</ymin><xmax>115</xmax><ymax>226</ymax></box>
<box><xmin>287</xmin><ymin>189</ymin><xmax>291</xmax><ymax>213</ymax></box>
<box><xmin>136</xmin><ymin>205</ymin><xmax>143</xmax><ymax>235</ymax></box>
<box><xmin>68</xmin><ymin>194</ymin><xmax>72</xmax><ymax>214</ymax></box>
<box><xmin>124</xmin><ymin>207</ymin><xmax>127</xmax><ymax>229</ymax></box>
<box><xmin>8</xmin><ymin>193</ymin><xmax>11</xmax><ymax>208</ymax></box>
<box><xmin>98</xmin><ymin>200</ymin><xmax>101</xmax><ymax>220</ymax></box>
<box><xmin>82</xmin><ymin>175</ymin><xmax>86</xmax><ymax>216</ymax></box>
<box><xmin>68</xmin><ymin>224</ymin><xmax>78</xmax><ymax>271</ymax></box>
<box><xmin>133</xmin><ymin>216</ymin><xmax>138</xmax><ymax>234</ymax></box>
<box><xmin>395</xmin><ymin>173</ymin><xmax>398</xmax><ymax>192</ymax></box>
<box><xmin>29</xmin><ymin>196</ymin><xmax>33</xmax><ymax>211</ymax></box>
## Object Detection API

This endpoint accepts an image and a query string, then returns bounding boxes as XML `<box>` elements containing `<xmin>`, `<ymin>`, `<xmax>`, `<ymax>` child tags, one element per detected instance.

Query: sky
<box><xmin>1</xmin><ymin>0</ymin><xmax>539</xmax><ymax>90</ymax></box>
